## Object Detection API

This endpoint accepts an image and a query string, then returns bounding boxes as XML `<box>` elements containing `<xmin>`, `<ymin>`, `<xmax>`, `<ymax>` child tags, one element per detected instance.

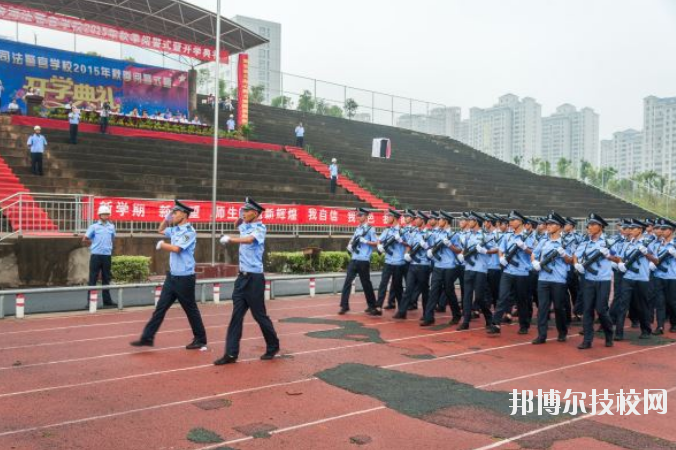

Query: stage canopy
<box><xmin>0</xmin><ymin>0</ymin><xmax>267</xmax><ymax>58</ymax></box>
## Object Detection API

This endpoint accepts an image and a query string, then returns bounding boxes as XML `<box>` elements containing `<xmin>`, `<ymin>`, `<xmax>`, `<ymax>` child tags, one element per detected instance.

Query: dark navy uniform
<box><xmin>339</xmin><ymin>208</ymin><xmax>378</xmax><ymax>314</ymax></box>
<box><xmin>652</xmin><ymin>218</ymin><xmax>676</xmax><ymax>334</ymax></box>
<box><xmin>375</xmin><ymin>209</ymin><xmax>406</xmax><ymax>311</ymax></box>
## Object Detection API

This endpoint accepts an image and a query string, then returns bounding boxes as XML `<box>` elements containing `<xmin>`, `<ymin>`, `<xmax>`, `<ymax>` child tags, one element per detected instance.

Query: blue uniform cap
<box><xmin>439</xmin><ymin>210</ymin><xmax>455</xmax><ymax>221</ymax></box>
<box><xmin>627</xmin><ymin>218</ymin><xmax>647</xmax><ymax>229</ymax></box>
<box><xmin>356</xmin><ymin>207</ymin><xmax>372</xmax><ymax>216</ymax></box>
<box><xmin>657</xmin><ymin>217</ymin><xmax>676</xmax><ymax>229</ymax></box>
<box><xmin>416</xmin><ymin>210</ymin><xmax>430</xmax><ymax>222</ymax></box>
<box><xmin>386</xmin><ymin>208</ymin><xmax>402</xmax><ymax>219</ymax></box>
<box><xmin>587</xmin><ymin>213</ymin><xmax>609</xmax><ymax>228</ymax></box>
<box><xmin>545</xmin><ymin>211</ymin><xmax>566</xmax><ymax>226</ymax></box>
<box><xmin>171</xmin><ymin>200</ymin><xmax>194</xmax><ymax>215</ymax></box>
<box><xmin>467</xmin><ymin>211</ymin><xmax>485</xmax><ymax>224</ymax></box>
<box><xmin>508</xmin><ymin>210</ymin><xmax>527</xmax><ymax>222</ymax></box>
<box><xmin>403</xmin><ymin>209</ymin><xmax>416</xmax><ymax>218</ymax></box>
<box><xmin>564</xmin><ymin>216</ymin><xmax>577</xmax><ymax>227</ymax></box>
<box><xmin>242</xmin><ymin>197</ymin><xmax>266</xmax><ymax>213</ymax></box>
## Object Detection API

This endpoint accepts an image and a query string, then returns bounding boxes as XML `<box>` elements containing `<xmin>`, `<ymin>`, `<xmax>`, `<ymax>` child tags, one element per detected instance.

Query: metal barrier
<box><xmin>0</xmin><ymin>272</ymin><xmax>381</xmax><ymax>319</ymax></box>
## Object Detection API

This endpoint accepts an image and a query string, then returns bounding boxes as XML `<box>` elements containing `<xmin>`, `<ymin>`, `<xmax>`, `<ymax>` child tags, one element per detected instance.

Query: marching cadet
<box><xmin>421</xmin><ymin>211</ymin><xmax>462</xmax><ymax>325</ymax></box>
<box><xmin>483</xmin><ymin>214</ymin><xmax>503</xmax><ymax>308</ymax></box>
<box><xmin>530</xmin><ymin>212</ymin><xmax>573</xmax><ymax>344</ymax></box>
<box><xmin>338</xmin><ymin>208</ymin><xmax>379</xmax><ymax>315</ymax></box>
<box><xmin>374</xmin><ymin>209</ymin><xmax>406</xmax><ymax>315</ymax></box>
<box><xmin>608</xmin><ymin>218</ymin><xmax>655</xmax><ymax>341</ymax></box>
<box><xmin>562</xmin><ymin>217</ymin><xmax>582</xmax><ymax>322</ymax></box>
<box><xmin>489</xmin><ymin>210</ymin><xmax>534</xmax><ymax>335</ymax></box>
<box><xmin>646</xmin><ymin>220</ymin><xmax>662</xmax><ymax>327</ymax></box>
<box><xmin>454</xmin><ymin>212</ymin><xmax>494</xmax><ymax>330</ymax></box>
<box><xmin>573</xmin><ymin>213</ymin><xmax>615</xmax><ymax>349</ymax></box>
<box><xmin>82</xmin><ymin>204</ymin><xmax>116</xmax><ymax>309</ymax></box>
<box><xmin>394</xmin><ymin>211</ymin><xmax>434</xmax><ymax>319</ymax></box>
<box><xmin>608</xmin><ymin>220</ymin><xmax>630</xmax><ymax>330</ymax></box>
<box><xmin>652</xmin><ymin>218</ymin><xmax>676</xmax><ymax>334</ymax></box>
<box><xmin>131</xmin><ymin>200</ymin><xmax>207</xmax><ymax>349</ymax></box>
<box><xmin>391</xmin><ymin>209</ymin><xmax>417</xmax><ymax>310</ymax></box>
<box><xmin>215</xmin><ymin>198</ymin><xmax>280</xmax><ymax>364</ymax></box>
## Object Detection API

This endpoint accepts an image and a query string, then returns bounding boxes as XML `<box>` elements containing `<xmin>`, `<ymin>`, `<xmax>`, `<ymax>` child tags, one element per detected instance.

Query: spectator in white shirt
<box><xmin>226</xmin><ymin>114</ymin><xmax>236</xmax><ymax>132</ymax></box>
<box><xmin>7</xmin><ymin>99</ymin><xmax>20</xmax><ymax>114</ymax></box>
<box><xmin>329</xmin><ymin>158</ymin><xmax>339</xmax><ymax>194</ymax></box>
<box><xmin>295</xmin><ymin>122</ymin><xmax>305</xmax><ymax>147</ymax></box>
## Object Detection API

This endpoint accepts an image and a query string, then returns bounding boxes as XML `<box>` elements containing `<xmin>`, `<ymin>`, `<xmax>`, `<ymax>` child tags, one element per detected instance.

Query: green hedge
<box><xmin>111</xmin><ymin>256</ymin><xmax>151</xmax><ymax>283</ymax></box>
<box><xmin>266</xmin><ymin>251</ymin><xmax>384</xmax><ymax>274</ymax></box>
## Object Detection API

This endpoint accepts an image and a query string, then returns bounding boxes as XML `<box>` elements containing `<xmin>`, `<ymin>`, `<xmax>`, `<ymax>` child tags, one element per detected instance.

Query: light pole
<box><xmin>210</xmin><ymin>0</ymin><xmax>222</xmax><ymax>265</ymax></box>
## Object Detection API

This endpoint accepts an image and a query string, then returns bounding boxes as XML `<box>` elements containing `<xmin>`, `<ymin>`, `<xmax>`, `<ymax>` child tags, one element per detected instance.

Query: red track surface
<box><xmin>0</xmin><ymin>294</ymin><xmax>673</xmax><ymax>450</ymax></box>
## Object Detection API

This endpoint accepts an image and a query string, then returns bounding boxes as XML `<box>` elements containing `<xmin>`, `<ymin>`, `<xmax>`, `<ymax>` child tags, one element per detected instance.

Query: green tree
<box><xmin>249</xmin><ymin>85</ymin><xmax>266</xmax><ymax>104</ymax></box>
<box><xmin>580</xmin><ymin>160</ymin><xmax>596</xmax><ymax>181</ymax></box>
<box><xmin>85</xmin><ymin>51</ymin><xmax>101</xmax><ymax>57</ymax></box>
<box><xmin>271</xmin><ymin>95</ymin><xmax>292</xmax><ymax>109</ymax></box>
<box><xmin>315</xmin><ymin>98</ymin><xmax>329</xmax><ymax>115</ymax></box>
<box><xmin>325</xmin><ymin>105</ymin><xmax>343</xmax><ymax>118</ymax></box>
<box><xmin>123</xmin><ymin>56</ymin><xmax>136</xmax><ymax>62</ymax></box>
<box><xmin>197</xmin><ymin>68</ymin><xmax>211</xmax><ymax>93</ymax></box>
<box><xmin>633</xmin><ymin>170</ymin><xmax>667</xmax><ymax>193</ymax></box>
<box><xmin>556</xmin><ymin>158</ymin><xmax>572</xmax><ymax>177</ymax></box>
<box><xmin>538</xmin><ymin>160</ymin><xmax>551</xmax><ymax>175</ymax></box>
<box><xmin>218</xmin><ymin>79</ymin><xmax>227</xmax><ymax>99</ymax></box>
<box><xmin>297</xmin><ymin>90</ymin><xmax>315</xmax><ymax>113</ymax></box>
<box><xmin>529</xmin><ymin>157</ymin><xmax>541</xmax><ymax>172</ymax></box>
<box><xmin>513</xmin><ymin>155</ymin><xmax>523</xmax><ymax>167</ymax></box>
<box><xmin>344</xmin><ymin>98</ymin><xmax>358</xmax><ymax>119</ymax></box>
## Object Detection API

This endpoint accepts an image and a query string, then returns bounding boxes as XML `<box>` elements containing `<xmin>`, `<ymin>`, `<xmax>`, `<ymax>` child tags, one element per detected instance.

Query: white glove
<box><xmin>156</xmin><ymin>240</ymin><xmax>164</xmax><ymax>250</ymax></box>
<box><xmin>557</xmin><ymin>247</ymin><xmax>566</xmax><ymax>256</ymax></box>
<box><xmin>219</xmin><ymin>235</ymin><xmax>230</xmax><ymax>246</ymax></box>
<box><xmin>500</xmin><ymin>257</ymin><xmax>508</xmax><ymax>267</ymax></box>
<box><xmin>442</xmin><ymin>238</ymin><xmax>451</xmax><ymax>247</ymax></box>
<box><xmin>599</xmin><ymin>247</ymin><xmax>610</xmax><ymax>257</ymax></box>
<box><xmin>574</xmin><ymin>263</ymin><xmax>585</xmax><ymax>274</ymax></box>
<box><xmin>618</xmin><ymin>262</ymin><xmax>627</xmax><ymax>273</ymax></box>
<box><xmin>347</xmin><ymin>244</ymin><xmax>353</xmax><ymax>253</ymax></box>
<box><xmin>669</xmin><ymin>247</ymin><xmax>676</xmax><ymax>257</ymax></box>
<box><xmin>377</xmin><ymin>244</ymin><xmax>385</xmax><ymax>254</ymax></box>
<box><xmin>516</xmin><ymin>240</ymin><xmax>526</xmax><ymax>250</ymax></box>
<box><xmin>611</xmin><ymin>262</ymin><xmax>618</xmax><ymax>270</ymax></box>
<box><xmin>638</xmin><ymin>245</ymin><xmax>648</xmax><ymax>255</ymax></box>
<box><xmin>404</xmin><ymin>253</ymin><xmax>412</xmax><ymax>263</ymax></box>
<box><xmin>426</xmin><ymin>249</ymin><xmax>434</xmax><ymax>259</ymax></box>
<box><xmin>477</xmin><ymin>245</ymin><xmax>487</xmax><ymax>255</ymax></box>
<box><xmin>457</xmin><ymin>253</ymin><xmax>465</xmax><ymax>264</ymax></box>
<box><xmin>649</xmin><ymin>262</ymin><xmax>657</xmax><ymax>272</ymax></box>
<box><xmin>396</xmin><ymin>235</ymin><xmax>404</xmax><ymax>244</ymax></box>
<box><xmin>422</xmin><ymin>242</ymin><xmax>430</xmax><ymax>250</ymax></box>
<box><xmin>164</xmin><ymin>212</ymin><xmax>173</xmax><ymax>224</ymax></box>
<box><xmin>532</xmin><ymin>261</ymin><xmax>541</xmax><ymax>272</ymax></box>
<box><xmin>359</xmin><ymin>237</ymin><xmax>368</xmax><ymax>244</ymax></box>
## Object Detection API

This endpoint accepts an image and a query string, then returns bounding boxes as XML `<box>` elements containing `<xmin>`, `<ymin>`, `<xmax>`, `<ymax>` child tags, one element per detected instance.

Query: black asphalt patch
<box><xmin>281</xmin><ymin>317</ymin><xmax>385</xmax><ymax>343</ymax></box>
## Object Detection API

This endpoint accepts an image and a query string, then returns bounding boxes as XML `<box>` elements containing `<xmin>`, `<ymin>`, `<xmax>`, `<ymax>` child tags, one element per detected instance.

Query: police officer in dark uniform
<box><xmin>339</xmin><ymin>208</ymin><xmax>379</xmax><ymax>315</ymax></box>
<box><xmin>131</xmin><ymin>200</ymin><xmax>207</xmax><ymax>349</ymax></box>
<box><xmin>389</xmin><ymin>209</ymin><xmax>416</xmax><ymax>310</ymax></box>
<box><xmin>214</xmin><ymin>198</ymin><xmax>280</xmax><ymax>364</ymax></box>
<box><xmin>374</xmin><ymin>209</ymin><xmax>406</xmax><ymax>315</ymax></box>
<box><xmin>562</xmin><ymin>217</ymin><xmax>582</xmax><ymax>322</ymax></box>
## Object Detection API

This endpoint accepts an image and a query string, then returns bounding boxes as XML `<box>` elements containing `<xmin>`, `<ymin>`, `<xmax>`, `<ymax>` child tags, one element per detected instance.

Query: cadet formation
<box><xmin>124</xmin><ymin>200</ymin><xmax>676</xmax><ymax>365</ymax></box>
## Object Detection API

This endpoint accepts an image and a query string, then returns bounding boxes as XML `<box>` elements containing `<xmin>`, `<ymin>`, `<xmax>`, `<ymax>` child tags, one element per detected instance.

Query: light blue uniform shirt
<box><xmin>351</xmin><ymin>224</ymin><xmax>377</xmax><ymax>262</ymax></box>
<box><xmin>462</xmin><ymin>230</ymin><xmax>493</xmax><ymax>274</ymax></box>
<box><xmin>486</xmin><ymin>230</ymin><xmax>501</xmax><ymax>270</ymax></box>
<box><xmin>534</xmin><ymin>237</ymin><xmax>569</xmax><ymax>284</ymax></box>
<box><xmin>85</xmin><ymin>221</ymin><xmax>115</xmax><ymax>256</ymax></box>
<box><xmin>164</xmin><ymin>223</ymin><xmax>197</xmax><ymax>276</ymax></box>
<box><xmin>379</xmin><ymin>226</ymin><xmax>406</xmax><ymax>266</ymax></box>
<box><xmin>654</xmin><ymin>240</ymin><xmax>676</xmax><ymax>280</ymax></box>
<box><xmin>27</xmin><ymin>134</ymin><xmax>47</xmax><ymax>153</ymax></box>
<box><xmin>406</xmin><ymin>228</ymin><xmax>434</xmax><ymax>266</ymax></box>
<box><xmin>68</xmin><ymin>111</ymin><xmax>80</xmax><ymax>124</ymax></box>
<box><xmin>575</xmin><ymin>237</ymin><xmax>613</xmax><ymax>282</ymax></box>
<box><xmin>431</xmin><ymin>229</ymin><xmax>460</xmax><ymax>269</ymax></box>
<box><xmin>238</xmin><ymin>221</ymin><xmax>266</xmax><ymax>273</ymax></box>
<box><xmin>500</xmin><ymin>231</ymin><xmax>533</xmax><ymax>276</ymax></box>
<box><xmin>622</xmin><ymin>239</ymin><xmax>653</xmax><ymax>282</ymax></box>
<box><xmin>329</xmin><ymin>164</ymin><xmax>338</xmax><ymax>178</ymax></box>
<box><xmin>295</xmin><ymin>126</ymin><xmax>305</xmax><ymax>137</ymax></box>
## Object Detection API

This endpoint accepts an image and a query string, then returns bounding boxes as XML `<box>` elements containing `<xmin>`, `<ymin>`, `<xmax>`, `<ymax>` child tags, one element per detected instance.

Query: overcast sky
<box><xmin>2</xmin><ymin>0</ymin><xmax>675</xmax><ymax>138</ymax></box>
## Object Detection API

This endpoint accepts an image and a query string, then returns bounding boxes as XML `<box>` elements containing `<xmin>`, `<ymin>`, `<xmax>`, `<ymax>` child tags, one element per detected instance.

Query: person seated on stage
<box><xmin>223</xmin><ymin>97</ymin><xmax>234</xmax><ymax>112</ymax></box>
<box><xmin>191</xmin><ymin>115</ymin><xmax>201</xmax><ymax>125</ymax></box>
<box><xmin>7</xmin><ymin>99</ymin><xmax>20</xmax><ymax>114</ymax></box>
<box><xmin>164</xmin><ymin>109</ymin><xmax>172</xmax><ymax>120</ymax></box>
<box><xmin>179</xmin><ymin>114</ymin><xmax>190</xmax><ymax>124</ymax></box>
<box><xmin>148</xmin><ymin>112</ymin><xmax>157</xmax><ymax>120</ymax></box>
<box><xmin>141</xmin><ymin>110</ymin><xmax>149</xmax><ymax>119</ymax></box>
<box><xmin>24</xmin><ymin>87</ymin><xmax>36</xmax><ymax>98</ymax></box>
<box><xmin>128</xmin><ymin>107</ymin><xmax>140</xmax><ymax>118</ymax></box>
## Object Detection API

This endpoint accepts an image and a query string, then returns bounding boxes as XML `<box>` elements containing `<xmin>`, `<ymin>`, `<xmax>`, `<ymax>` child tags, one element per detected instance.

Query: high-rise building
<box><xmin>600</xmin><ymin>129</ymin><xmax>643</xmax><ymax>179</ymax></box>
<box><xmin>643</xmin><ymin>96</ymin><xmax>676</xmax><ymax>183</ymax></box>
<box><xmin>541</xmin><ymin>104</ymin><xmax>600</xmax><ymax>169</ymax></box>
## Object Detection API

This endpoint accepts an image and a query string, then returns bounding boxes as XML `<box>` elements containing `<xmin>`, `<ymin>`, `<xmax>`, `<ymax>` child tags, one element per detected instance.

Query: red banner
<box><xmin>0</xmin><ymin>2</ymin><xmax>228</xmax><ymax>63</ymax></box>
<box><xmin>92</xmin><ymin>198</ymin><xmax>387</xmax><ymax>226</ymax></box>
<box><xmin>237</xmin><ymin>54</ymin><xmax>249</xmax><ymax>126</ymax></box>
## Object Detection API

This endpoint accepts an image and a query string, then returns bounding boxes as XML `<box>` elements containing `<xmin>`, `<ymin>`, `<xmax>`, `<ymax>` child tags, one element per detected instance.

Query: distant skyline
<box><xmin>1</xmin><ymin>0</ymin><xmax>675</xmax><ymax>138</ymax></box>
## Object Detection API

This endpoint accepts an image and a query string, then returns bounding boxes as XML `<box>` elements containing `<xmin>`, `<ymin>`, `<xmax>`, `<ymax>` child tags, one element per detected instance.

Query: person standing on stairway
<box><xmin>329</xmin><ymin>158</ymin><xmax>338</xmax><ymax>194</ymax></box>
<box><xmin>68</xmin><ymin>106</ymin><xmax>80</xmax><ymax>144</ymax></box>
<box><xmin>27</xmin><ymin>125</ymin><xmax>47</xmax><ymax>176</ymax></box>
<box><xmin>226</xmin><ymin>114</ymin><xmax>236</xmax><ymax>132</ymax></box>
<box><xmin>82</xmin><ymin>204</ymin><xmax>116</xmax><ymax>309</ymax></box>
<box><xmin>295</xmin><ymin>122</ymin><xmax>305</xmax><ymax>148</ymax></box>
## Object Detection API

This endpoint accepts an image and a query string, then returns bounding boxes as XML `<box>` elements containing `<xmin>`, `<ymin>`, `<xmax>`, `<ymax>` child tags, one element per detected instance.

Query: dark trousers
<box><xmin>565</xmin><ymin>269</ymin><xmax>579</xmax><ymax>321</ymax></box>
<box><xmin>30</xmin><ymin>152</ymin><xmax>43</xmax><ymax>175</ymax></box>
<box><xmin>536</xmin><ymin>281</ymin><xmax>568</xmax><ymax>339</ymax></box>
<box><xmin>69</xmin><ymin>123</ymin><xmax>78</xmax><ymax>144</ymax></box>
<box><xmin>141</xmin><ymin>274</ymin><xmax>206</xmax><ymax>343</ymax></box>
<box><xmin>458</xmin><ymin>265</ymin><xmax>465</xmax><ymax>307</ymax></box>
<box><xmin>581</xmin><ymin>280</ymin><xmax>613</xmax><ymax>344</ymax></box>
<box><xmin>648</xmin><ymin>274</ymin><xmax>658</xmax><ymax>324</ymax></box>
<box><xmin>573</xmin><ymin>274</ymin><xmax>585</xmax><ymax>316</ymax></box>
<box><xmin>493</xmin><ymin>273</ymin><xmax>530</xmax><ymax>328</ymax></box>
<box><xmin>330</xmin><ymin>176</ymin><xmax>337</xmax><ymax>194</ymax></box>
<box><xmin>424</xmin><ymin>267</ymin><xmax>461</xmax><ymax>321</ymax></box>
<box><xmin>527</xmin><ymin>270</ymin><xmax>539</xmax><ymax>315</ymax></box>
<box><xmin>225</xmin><ymin>273</ymin><xmax>279</xmax><ymax>357</ymax></box>
<box><xmin>296</xmin><ymin>136</ymin><xmax>304</xmax><ymax>147</ymax></box>
<box><xmin>655</xmin><ymin>277</ymin><xmax>676</xmax><ymax>329</ymax></box>
<box><xmin>614</xmin><ymin>278</ymin><xmax>652</xmax><ymax>337</ymax></box>
<box><xmin>399</xmin><ymin>265</ymin><xmax>431</xmax><ymax>313</ymax></box>
<box><xmin>100</xmin><ymin>117</ymin><xmax>109</xmax><ymax>133</ymax></box>
<box><xmin>340</xmin><ymin>260</ymin><xmax>377</xmax><ymax>309</ymax></box>
<box><xmin>87</xmin><ymin>254</ymin><xmax>113</xmax><ymax>305</ymax></box>
<box><xmin>377</xmin><ymin>263</ymin><xmax>404</xmax><ymax>308</ymax></box>
<box><xmin>609</xmin><ymin>269</ymin><xmax>623</xmax><ymax>321</ymax></box>
<box><xmin>486</xmin><ymin>269</ymin><xmax>502</xmax><ymax>307</ymax></box>
<box><xmin>462</xmin><ymin>270</ymin><xmax>492</xmax><ymax>326</ymax></box>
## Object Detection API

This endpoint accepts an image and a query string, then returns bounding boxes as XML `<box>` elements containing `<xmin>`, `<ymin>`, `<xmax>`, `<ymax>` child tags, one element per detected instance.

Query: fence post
<box><xmin>265</xmin><ymin>280</ymin><xmax>271</xmax><ymax>301</ymax></box>
<box><xmin>351</xmin><ymin>280</ymin><xmax>356</xmax><ymax>295</ymax></box>
<box><xmin>154</xmin><ymin>285</ymin><xmax>161</xmax><ymax>306</ymax></box>
<box><xmin>117</xmin><ymin>288</ymin><xmax>124</xmax><ymax>310</ymax></box>
<box><xmin>213</xmin><ymin>283</ymin><xmax>221</xmax><ymax>304</ymax></box>
<box><xmin>18</xmin><ymin>194</ymin><xmax>22</xmax><ymax>237</ymax></box>
<box><xmin>0</xmin><ymin>295</ymin><xmax>4</xmax><ymax>319</ymax></box>
<box><xmin>309</xmin><ymin>277</ymin><xmax>316</xmax><ymax>298</ymax></box>
<box><xmin>88</xmin><ymin>290</ymin><xmax>98</xmax><ymax>314</ymax></box>
<box><xmin>270</xmin><ymin>280</ymin><xmax>275</xmax><ymax>299</ymax></box>
<box><xmin>200</xmin><ymin>284</ymin><xmax>206</xmax><ymax>304</ymax></box>
<box><xmin>15</xmin><ymin>293</ymin><xmax>25</xmax><ymax>319</ymax></box>
<box><xmin>332</xmin><ymin>277</ymin><xmax>337</xmax><ymax>295</ymax></box>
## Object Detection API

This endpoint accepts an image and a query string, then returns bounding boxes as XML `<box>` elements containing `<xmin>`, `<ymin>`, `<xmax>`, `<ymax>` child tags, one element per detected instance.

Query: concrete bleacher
<box><xmin>225</xmin><ymin>103</ymin><xmax>649</xmax><ymax>217</ymax></box>
<box><xmin>0</xmin><ymin>117</ymin><xmax>366</xmax><ymax>208</ymax></box>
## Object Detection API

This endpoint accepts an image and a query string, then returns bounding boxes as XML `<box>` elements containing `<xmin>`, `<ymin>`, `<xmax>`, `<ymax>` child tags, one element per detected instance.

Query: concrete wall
<box><xmin>0</xmin><ymin>235</ymin><xmax>350</xmax><ymax>288</ymax></box>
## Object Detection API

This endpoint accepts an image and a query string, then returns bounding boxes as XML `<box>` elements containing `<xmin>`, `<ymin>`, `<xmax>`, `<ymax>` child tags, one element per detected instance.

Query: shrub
<box><xmin>111</xmin><ymin>256</ymin><xmax>151</xmax><ymax>283</ymax></box>
<box><xmin>266</xmin><ymin>250</ymin><xmax>384</xmax><ymax>274</ymax></box>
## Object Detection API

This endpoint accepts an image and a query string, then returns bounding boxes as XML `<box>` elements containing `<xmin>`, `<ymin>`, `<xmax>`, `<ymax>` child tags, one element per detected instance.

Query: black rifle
<box><xmin>408</xmin><ymin>240</ymin><xmax>427</xmax><ymax>264</ymax></box>
<box><xmin>504</xmin><ymin>233</ymin><xmax>529</xmax><ymax>267</ymax></box>
<box><xmin>581</xmin><ymin>238</ymin><xmax>618</xmax><ymax>275</ymax></box>
<box><xmin>463</xmin><ymin>233</ymin><xmax>494</xmax><ymax>265</ymax></box>
<box><xmin>655</xmin><ymin>248</ymin><xmax>673</xmax><ymax>273</ymax></box>
<box><xmin>539</xmin><ymin>248</ymin><xmax>561</xmax><ymax>274</ymax></box>
<box><xmin>379</xmin><ymin>235</ymin><xmax>397</xmax><ymax>256</ymax></box>
<box><xmin>622</xmin><ymin>238</ymin><xmax>652</xmax><ymax>274</ymax></box>
<box><xmin>430</xmin><ymin>231</ymin><xmax>456</xmax><ymax>261</ymax></box>
<box><xmin>347</xmin><ymin>226</ymin><xmax>371</xmax><ymax>255</ymax></box>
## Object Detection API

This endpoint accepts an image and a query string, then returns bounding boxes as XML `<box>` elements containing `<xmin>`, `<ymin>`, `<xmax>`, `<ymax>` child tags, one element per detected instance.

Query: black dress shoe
<box><xmin>639</xmin><ymin>332</ymin><xmax>651</xmax><ymax>340</ymax></box>
<box><xmin>338</xmin><ymin>308</ymin><xmax>349</xmax><ymax>315</ymax></box>
<box><xmin>518</xmin><ymin>328</ymin><xmax>529</xmax><ymax>335</ymax></box>
<box><xmin>630</xmin><ymin>321</ymin><xmax>639</xmax><ymax>329</ymax></box>
<box><xmin>471</xmin><ymin>311</ymin><xmax>480</xmax><ymax>319</ymax></box>
<box><xmin>419</xmin><ymin>319</ymin><xmax>435</xmax><ymax>327</ymax></box>
<box><xmin>101</xmin><ymin>303</ymin><xmax>117</xmax><ymax>309</ymax></box>
<box><xmin>186</xmin><ymin>340</ymin><xmax>207</xmax><ymax>350</ymax></box>
<box><xmin>260</xmin><ymin>349</ymin><xmax>279</xmax><ymax>360</ymax></box>
<box><xmin>408</xmin><ymin>305</ymin><xmax>418</xmax><ymax>311</ymax></box>
<box><xmin>435</xmin><ymin>307</ymin><xmax>446</xmax><ymax>313</ymax></box>
<box><xmin>578</xmin><ymin>330</ymin><xmax>585</xmax><ymax>336</ymax></box>
<box><xmin>214</xmin><ymin>355</ymin><xmax>238</xmax><ymax>365</ymax></box>
<box><xmin>392</xmin><ymin>312</ymin><xmax>407</xmax><ymax>319</ymax></box>
<box><xmin>532</xmin><ymin>338</ymin><xmax>547</xmax><ymax>345</ymax></box>
<box><xmin>670</xmin><ymin>326</ymin><xmax>676</xmax><ymax>333</ymax></box>
<box><xmin>605</xmin><ymin>337</ymin><xmax>614</xmax><ymax>347</ymax></box>
<box><xmin>486</xmin><ymin>325</ymin><xmax>501</xmax><ymax>334</ymax></box>
<box><xmin>577</xmin><ymin>342</ymin><xmax>592</xmax><ymax>350</ymax></box>
<box><xmin>653</xmin><ymin>328</ymin><xmax>664</xmax><ymax>336</ymax></box>
<box><xmin>130</xmin><ymin>339</ymin><xmax>154</xmax><ymax>347</ymax></box>
<box><xmin>369</xmin><ymin>309</ymin><xmax>383</xmax><ymax>316</ymax></box>
<box><xmin>383</xmin><ymin>305</ymin><xmax>396</xmax><ymax>310</ymax></box>
<box><xmin>614</xmin><ymin>335</ymin><xmax>623</xmax><ymax>341</ymax></box>
<box><xmin>364</xmin><ymin>307</ymin><xmax>375</xmax><ymax>313</ymax></box>
<box><xmin>457</xmin><ymin>323</ymin><xmax>469</xmax><ymax>331</ymax></box>
<box><xmin>502</xmin><ymin>316</ymin><xmax>513</xmax><ymax>324</ymax></box>
<box><xmin>449</xmin><ymin>317</ymin><xmax>461</xmax><ymax>325</ymax></box>
<box><xmin>557</xmin><ymin>335</ymin><xmax>567</xmax><ymax>342</ymax></box>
